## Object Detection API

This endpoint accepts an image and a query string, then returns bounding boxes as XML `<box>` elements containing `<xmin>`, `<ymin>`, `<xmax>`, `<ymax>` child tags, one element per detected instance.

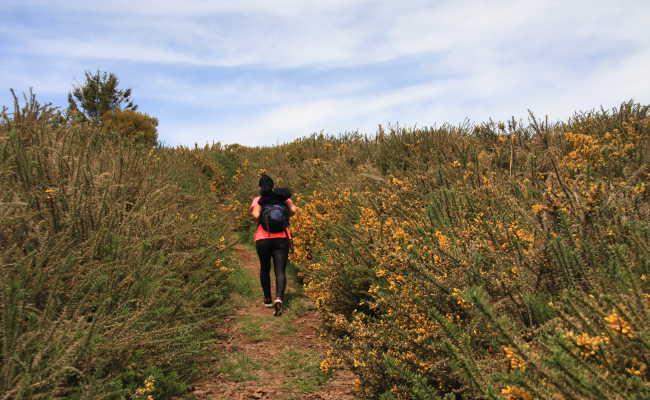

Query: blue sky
<box><xmin>2</xmin><ymin>1</ymin><xmax>649</xmax><ymax>146</ymax></box>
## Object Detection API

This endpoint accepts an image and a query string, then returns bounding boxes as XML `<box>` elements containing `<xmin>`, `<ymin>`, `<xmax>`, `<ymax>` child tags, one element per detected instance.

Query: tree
<box><xmin>68</xmin><ymin>70</ymin><xmax>137</xmax><ymax>122</ymax></box>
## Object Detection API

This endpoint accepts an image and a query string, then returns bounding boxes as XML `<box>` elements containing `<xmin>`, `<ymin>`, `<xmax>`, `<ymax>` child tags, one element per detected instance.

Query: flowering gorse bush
<box><xmin>217</xmin><ymin>102</ymin><xmax>649</xmax><ymax>399</ymax></box>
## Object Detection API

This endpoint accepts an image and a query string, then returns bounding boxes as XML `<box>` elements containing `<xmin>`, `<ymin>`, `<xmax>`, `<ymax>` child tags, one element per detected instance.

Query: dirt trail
<box><xmin>190</xmin><ymin>244</ymin><xmax>357</xmax><ymax>400</ymax></box>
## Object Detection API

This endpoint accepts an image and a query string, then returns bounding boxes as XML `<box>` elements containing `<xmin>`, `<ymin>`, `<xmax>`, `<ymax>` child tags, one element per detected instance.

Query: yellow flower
<box><xmin>418</xmin><ymin>361</ymin><xmax>433</xmax><ymax>371</ymax></box>
<box><xmin>134</xmin><ymin>376</ymin><xmax>155</xmax><ymax>398</ymax></box>
<box><xmin>501</xmin><ymin>385</ymin><xmax>533</xmax><ymax>400</ymax></box>
<box><xmin>353</xmin><ymin>358</ymin><xmax>366</xmax><ymax>368</ymax></box>
<box><xmin>604</xmin><ymin>312</ymin><xmax>634</xmax><ymax>338</ymax></box>
<box><xmin>531</xmin><ymin>204</ymin><xmax>547</xmax><ymax>213</ymax></box>
<box><xmin>435</xmin><ymin>231</ymin><xmax>449</xmax><ymax>250</ymax></box>
<box><xmin>633</xmin><ymin>183</ymin><xmax>646</xmax><ymax>194</ymax></box>
<box><xmin>565</xmin><ymin>331</ymin><xmax>608</xmax><ymax>357</ymax></box>
<box><xmin>319</xmin><ymin>359</ymin><xmax>331</xmax><ymax>373</ymax></box>
<box><xmin>451</xmin><ymin>287</ymin><xmax>469</xmax><ymax>308</ymax></box>
<box><xmin>514</xmin><ymin>229</ymin><xmax>534</xmax><ymax>244</ymax></box>
<box><xmin>625</xmin><ymin>359</ymin><xmax>647</xmax><ymax>376</ymax></box>
<box><xmin>503</xmin><ymin>346</ymin><xmax>526</xmax><ymax>370</ymax></box>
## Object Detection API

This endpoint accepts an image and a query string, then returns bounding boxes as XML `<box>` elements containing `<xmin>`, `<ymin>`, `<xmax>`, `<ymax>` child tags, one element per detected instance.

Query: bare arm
<box><xmin>286</xmin><ymin>199</ymin><xmax>297</xmax><ymax>216</ymax></box>
<box><xmin>250</xmin><ymin>204</ymin><xmax>261</xmax><ymax>221</ymax></box>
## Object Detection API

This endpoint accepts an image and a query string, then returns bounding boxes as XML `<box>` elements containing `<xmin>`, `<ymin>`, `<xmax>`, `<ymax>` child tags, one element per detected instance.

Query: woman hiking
<box><xmin>249</xmin><ymin>174</ymin><xmax>297</xmax><ymax>316</ymax></box>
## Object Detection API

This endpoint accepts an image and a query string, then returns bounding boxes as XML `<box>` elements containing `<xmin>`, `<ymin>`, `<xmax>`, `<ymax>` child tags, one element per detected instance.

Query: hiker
<box><xmin>249</xmin><ymin>174</ymin><xmax>297</xmax><ymax>316</ymax></box>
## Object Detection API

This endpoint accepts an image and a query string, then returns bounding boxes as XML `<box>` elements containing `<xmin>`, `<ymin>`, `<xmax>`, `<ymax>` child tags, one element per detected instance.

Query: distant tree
<box><xmin>68</xmin><ymin>70</ymin><xmax>137</xmax><ymax>122</ymax></box>
<box><xmin>102</xmin><ymin>109</ymin><xmax>158</xmax><ymax>147</ymax></box>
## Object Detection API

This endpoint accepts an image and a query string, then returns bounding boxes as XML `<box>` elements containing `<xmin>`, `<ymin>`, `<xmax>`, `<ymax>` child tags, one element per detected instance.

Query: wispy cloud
<box><xmin>2</xmin><ymin>1</ymin><xmax>649</xmax><ymax>145</ymax></box>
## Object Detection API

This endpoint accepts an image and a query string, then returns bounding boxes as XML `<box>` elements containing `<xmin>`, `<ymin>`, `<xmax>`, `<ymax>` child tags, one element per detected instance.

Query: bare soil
<box><xmin>189</xmin><ymin>245</ymin><xmax>358</xmax><ymax>400</ymax></box>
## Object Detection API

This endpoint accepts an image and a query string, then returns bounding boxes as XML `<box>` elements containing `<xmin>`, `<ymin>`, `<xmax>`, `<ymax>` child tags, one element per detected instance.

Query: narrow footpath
<box><xmin>190</xmin><ymin>244</ymin><xmax>357</xmax><ymax>400</ymax></box>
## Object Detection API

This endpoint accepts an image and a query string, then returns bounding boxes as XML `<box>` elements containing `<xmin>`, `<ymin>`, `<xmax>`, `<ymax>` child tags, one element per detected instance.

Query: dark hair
<box><xmin>273</xmin><ymin>187</ymin><xmax>292</xmax><ymax>200</ymax></box>
<box><xmin>259</xmin><ymin>174</ymin><xmax>274</xmax><ymax>196</ymax></box>
<box><xmin>259</xmin><ymin>188</ymin><xmax>292</xmax><ymax>206</ymax></box>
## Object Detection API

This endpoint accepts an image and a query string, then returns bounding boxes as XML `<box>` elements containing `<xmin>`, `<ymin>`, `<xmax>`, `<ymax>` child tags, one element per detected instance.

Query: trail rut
<box><xmin>189</xmin><ymin>244</ymin><xmax>357</xmax><ymax>400</ymax></box>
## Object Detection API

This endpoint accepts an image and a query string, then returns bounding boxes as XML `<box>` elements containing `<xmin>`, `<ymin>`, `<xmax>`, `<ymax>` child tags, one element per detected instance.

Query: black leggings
<box><xmin>255</xmin><ymin>238</ymin><xmax>290</xmax><ymax>300</ymax></box>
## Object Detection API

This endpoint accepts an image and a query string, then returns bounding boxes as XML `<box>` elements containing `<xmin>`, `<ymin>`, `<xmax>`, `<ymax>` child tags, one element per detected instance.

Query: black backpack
<box><xmin>260</xmin><ymin>203</ymin><xmax>289</xmax><ymax>233</ymax></box>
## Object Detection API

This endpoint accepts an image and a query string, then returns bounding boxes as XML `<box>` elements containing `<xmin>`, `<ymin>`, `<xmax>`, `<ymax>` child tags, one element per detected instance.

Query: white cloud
<box><xmin>179</xmin><ymin>79</ymin><xmax>465</xmax><ymax>146</ymax></box>
<box><xmin>13</xmin><ymin>0</ymin><xmax>373</xmax><ymax>17</ymax></box>
<box><xmin>3</xmin><ymin>0</ymin><xmax>650</xmax><ymax>146</ymax></box>
<box><xmin>10</xmin><ymin>1</ymin><xmax>650</xmax><ymax>70</ymax></box>
<box><xmin>27</xmin><ymin>38</ymin><xmax>210</xmax><ymax>65</ymax></box>
<box><xmin>136</xmin><ymin>73</ymin><xmax>374</xmax><ymax>109</ymax></box>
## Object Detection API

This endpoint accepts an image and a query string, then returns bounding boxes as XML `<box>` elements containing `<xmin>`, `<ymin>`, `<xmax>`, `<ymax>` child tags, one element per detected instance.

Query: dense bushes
<box><xmin>102</xmin><ymin>109</ymin><xmax>159</xmax><ymax>147</ymax></box>
<box><xmin>3</xmin><ymin>88</ymin><xmax>646</xmax><ymax>399</ymax></box>
<box><xmin>219</xmin><ymin>102</ymin><xmax>649</xmax><ymax>399</ymax></box>
<box><xmin>0</xmin><ymin>94</ymin><xmax>230</xmax><ymax>398</ymax></box>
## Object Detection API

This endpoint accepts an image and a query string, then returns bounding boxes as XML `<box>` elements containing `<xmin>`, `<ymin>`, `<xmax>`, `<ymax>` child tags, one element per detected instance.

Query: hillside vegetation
<box><xmin>0</xmin><ymin>93</ymin><xmax>232</xmax><ymax>398</ymax></box>
<box><xmin>2</xmin><ymin>91</ymin><xmax>648</xmax><ymax>400</ymax></box>
<box><xmin>214</xmin><ymin>102</ymin><xmax>650</xmax><ymax>399</ymax></box>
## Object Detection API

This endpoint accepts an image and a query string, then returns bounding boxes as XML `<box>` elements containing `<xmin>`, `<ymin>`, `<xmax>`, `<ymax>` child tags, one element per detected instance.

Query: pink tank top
<box><xmin>249</xmin><ymin>196</ymin><xmax>294</xmax><ymax>242</ymax></box>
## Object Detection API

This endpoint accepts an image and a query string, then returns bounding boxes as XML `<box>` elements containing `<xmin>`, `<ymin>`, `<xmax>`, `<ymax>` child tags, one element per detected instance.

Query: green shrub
<box><xmin>1</xmin><ymin>92</ymin><xmax>232</xmax><ymax>398</ymax></box>
<box><xmin>215</xmin><ymin>101</ymin><xmax>650</xmax><ymax>399</ymax></box>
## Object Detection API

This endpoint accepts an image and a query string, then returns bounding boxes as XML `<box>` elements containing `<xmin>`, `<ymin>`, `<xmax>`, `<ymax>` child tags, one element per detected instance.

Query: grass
<box><xmin>226</xmin><ymin>256</ymin><xmax>259</xmax><ymax>306</ymax></box>
<box><xmin>276</xmin><ymin>320</ymin><xmax>299</xmax><ymax>336</ymax></box>
<box><xmin>284</xmin><ymin>296</ymin><xmax>314</xmax><ymax>319</ymax></box>
<box><xmin>239</xmin><ymin>315</ymin><xmax>273</xmax><ymax>343</ymax></box>
<box><xmin>216</xmin><ymin>353</ymin><xmax>262</xmax><ymax>382</ymax></box>
<box><xmin>238</xmin><ymin>312</ymin><xmax>300</xmax><ymax>342</ymax></box>
<box><xmin>278</xmin><ymin>349</ymin><xmax>331</xmax><ymax>394</ymax></box>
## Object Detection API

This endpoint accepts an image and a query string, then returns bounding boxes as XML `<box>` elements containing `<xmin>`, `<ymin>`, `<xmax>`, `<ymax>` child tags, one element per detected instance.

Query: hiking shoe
<box><xmin>264</xmin><ymin>298</ymin><xmax>273</xmax><ymax>308</ymax></box>
<box><xmin>273</xmin><ymin>298</ymin><xmax>283</xmax><ymax>316</ymax></box>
